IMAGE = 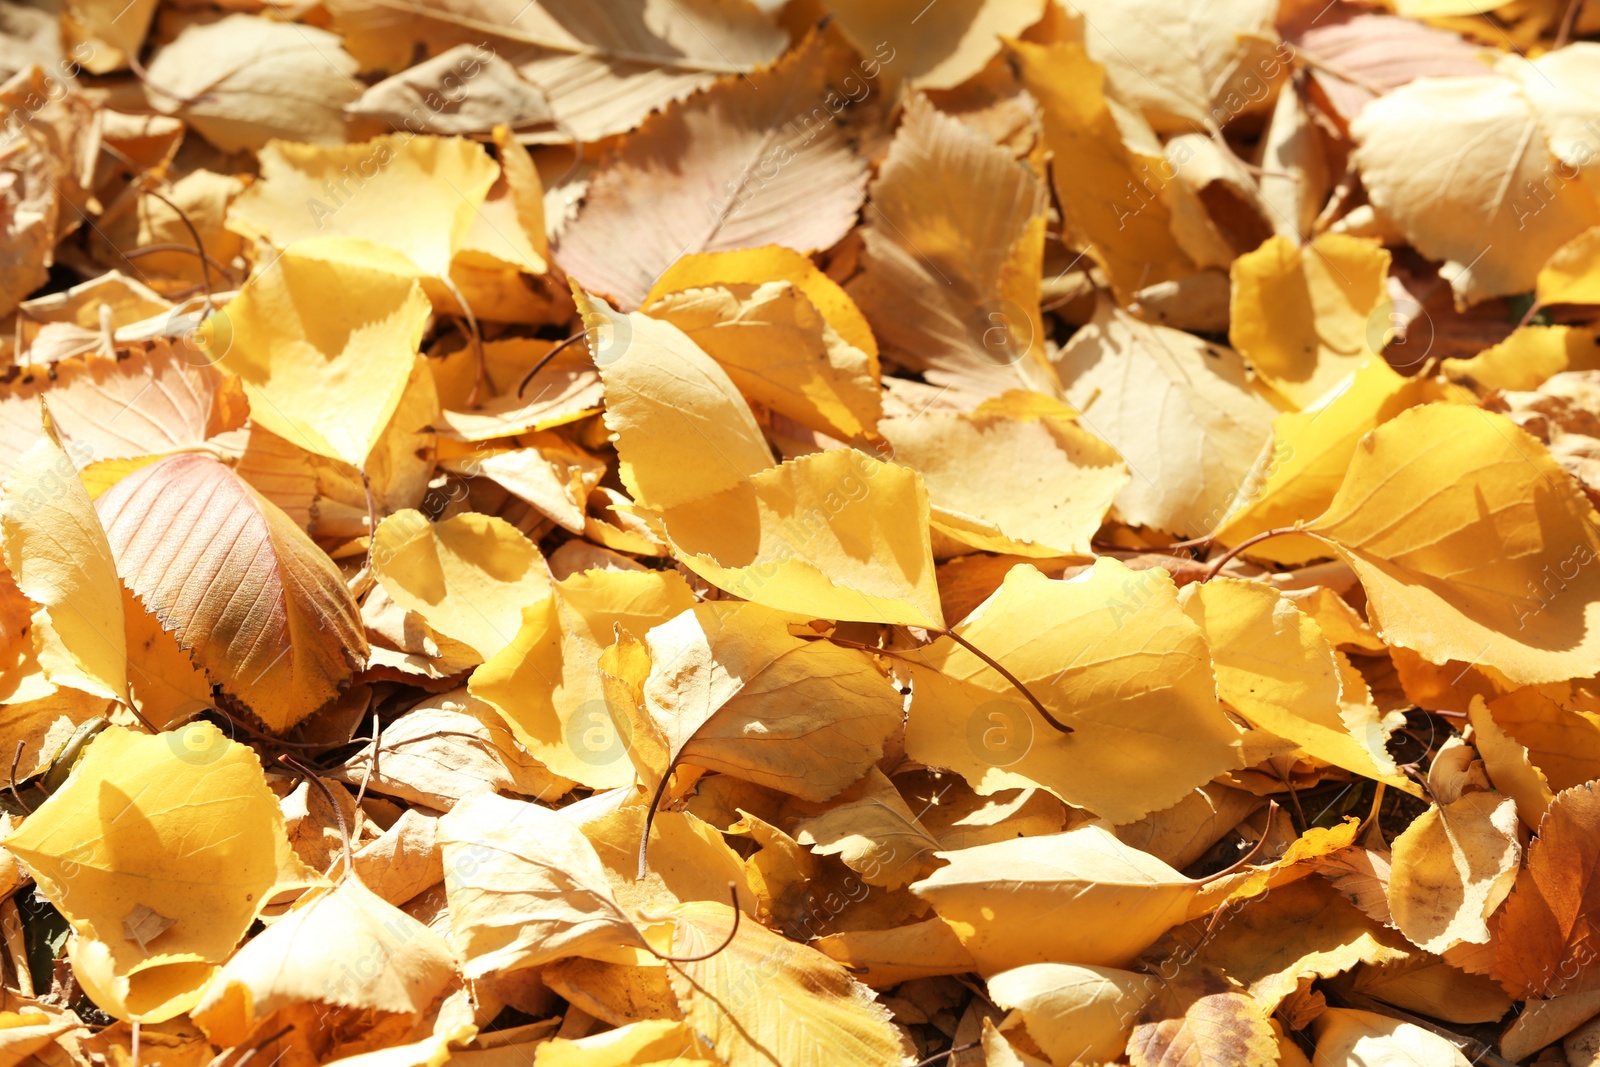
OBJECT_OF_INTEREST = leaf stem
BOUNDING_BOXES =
[644,882,742,963]
[1200,526,1304,581]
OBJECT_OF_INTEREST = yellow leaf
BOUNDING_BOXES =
[1388,793,1521,953]
[1180,578,1403,785]
[190,876,454,1047]
[469,568,696,788]
[616,600,904,803]
[1055,301,1277,537]
[144,15,361,152]
[660,900,903,1067]
[1485,684,1600,792]
[1229,234,1391,408]
[371,510,552,662]
[793,768,943,891]
[1171,878,1411,1009]
[206,238,432,467]
[96,453,367,731]
[1442,324,1600,393]
[438,792,648,977]
[847,93,1057,400]
[1,419,127,702]
[580,290,943,627]
[819,0,1044,89]
[1539,225,1600,307]
[880,404,1127,558]
[3,724,313,1022]
[987,963,1154,1065]
[904,560,1241,824]
[1353,74,1600,304]
[227,135,499,280]
[532,1020,717,1067]
[122,584,213,730]
[1070,0,1285,134]
[814,918,979,989]
[1213,356,1455,564]
[1305,403,1600,686]
[1012,40,1198,305]
[1467,695,1555,829]
[641,248,882,443]
[1312,1008,1473,1066]
[911,825,1199,973]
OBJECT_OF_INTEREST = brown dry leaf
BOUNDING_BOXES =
[347,45,554,136]
[1484,684,1600,793]
[848,93,1056,401]
[1492,782,1600,998]
[327,0,787,143]
[1126,970,1279,1067]
[556,35,866,310]
[1285,6,1488,125]
[96,454,366,731]
[659,899,904,1067]
[144,15,363,152]
[1055,301,1277,537]
[437,792,649,976]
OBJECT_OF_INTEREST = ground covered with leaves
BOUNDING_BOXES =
[12,0,1600,1065]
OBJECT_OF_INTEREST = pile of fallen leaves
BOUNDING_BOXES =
[15,0,1600,1064]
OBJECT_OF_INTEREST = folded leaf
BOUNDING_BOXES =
[438,792,648,977]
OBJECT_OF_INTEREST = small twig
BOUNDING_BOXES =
[913,1042,980,1067]
[1557,0,1584,48]
[121,243,237,282]
[439,275,486,406]
[516,329,588,397]
[645,883,742,963]
[938,628,1073,734]
[353,712,380,811]
[360,470,379,557]
[141,186,216,309]
[8,742,30,814]
[227,1024,296,1067]
[1201,526,1305,581]
[1516,298,1545,330]
[1205,802,1279,881]
[280,756,352,881]
[638,764,676,882]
